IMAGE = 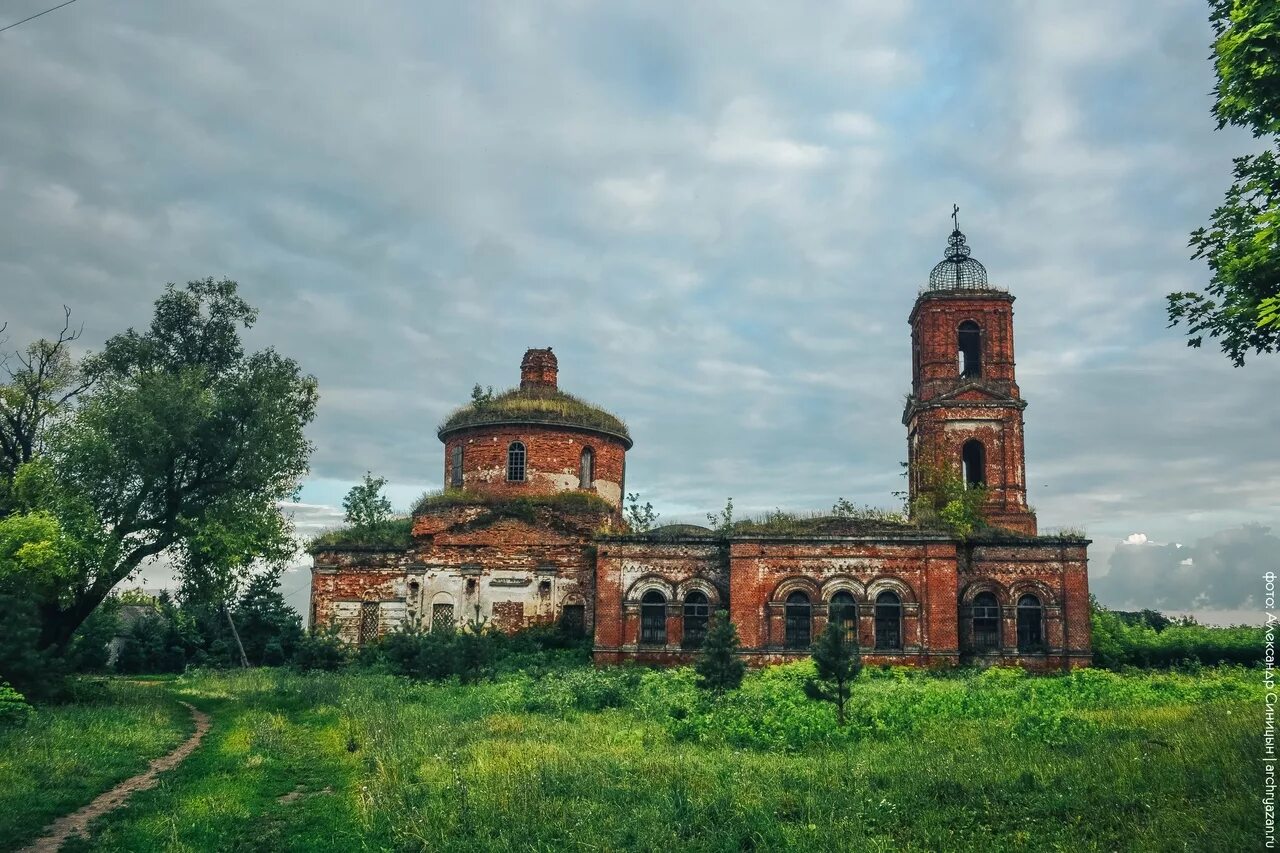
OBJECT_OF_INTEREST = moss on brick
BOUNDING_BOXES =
[437,387,630,443]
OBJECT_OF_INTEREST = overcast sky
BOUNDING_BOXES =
[1,1,1275,623]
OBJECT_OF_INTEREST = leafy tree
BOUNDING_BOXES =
[804,618,862,726]
[0,307,94,494]
[25,278,317,653]
[694,611,746,694]
[909,459,987,538]
[1167,0,1280,364]
[230,567,303,665]
[624,492,660,533]
[343,472,392,530]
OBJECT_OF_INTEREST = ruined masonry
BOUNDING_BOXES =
[310,226,1092,670]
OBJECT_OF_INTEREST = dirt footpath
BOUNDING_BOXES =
[20,700,211,853]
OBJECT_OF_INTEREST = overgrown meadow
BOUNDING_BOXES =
[0,661,1260,852]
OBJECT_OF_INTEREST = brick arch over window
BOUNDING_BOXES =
[675,577,722,605]
[624,575,677,603]
[819,577,867,603]
[558,591,586,607]
[960,580,1010,607]
[864,576,918,604]
[769,576,822,603]
[1007,579,1058,607]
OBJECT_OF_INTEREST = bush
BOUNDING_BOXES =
[292,623,350,672]
[0,681,32,727]
[1091,598,1261,669]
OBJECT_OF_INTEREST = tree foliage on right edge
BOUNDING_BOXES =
[804,619,862,726]
[695,611,746,693]
[1168,0,1280,365]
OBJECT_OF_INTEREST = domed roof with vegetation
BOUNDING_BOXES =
[437,386,632,446]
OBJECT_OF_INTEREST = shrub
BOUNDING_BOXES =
[0,681,32,727]
[292,623,350,672]
[695,612,746,694]
[308,517,413,550]
[1090,598,1262,669]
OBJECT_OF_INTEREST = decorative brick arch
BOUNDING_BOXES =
[960,579,1010,607]
[769,575,821,603]
[558,591,586,607]
[625,574,676,603]
[820,576,867,603]
[865,576,918,604]
[675,577,722,605]
[1008,579,1058,607]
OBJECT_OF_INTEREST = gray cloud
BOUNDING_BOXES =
[1,1,1276,619]
[1093,525,1280,616]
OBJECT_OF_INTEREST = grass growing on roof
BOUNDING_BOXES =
[438,387,630,440]
[412,488,615,518]
[307,516,413,550]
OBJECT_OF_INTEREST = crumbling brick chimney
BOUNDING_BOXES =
[520,347,558,391]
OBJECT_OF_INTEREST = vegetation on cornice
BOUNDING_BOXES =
[307,517,413,551]
[437,386,631,441]
[413,488,615,519]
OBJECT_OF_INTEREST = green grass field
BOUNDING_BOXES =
[0,664,1261,852]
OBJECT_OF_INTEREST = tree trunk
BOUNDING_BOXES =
[223,603,250,668]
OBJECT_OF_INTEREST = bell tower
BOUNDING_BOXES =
[903,209,1037,535]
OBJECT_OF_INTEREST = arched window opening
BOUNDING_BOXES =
[559,604,585,636]
[683,590,710,649]
[1016,594,1044,652]
[640,590,667,645]
[958,320,982,378]
[962,440,985,489]
[830,591,858,647]
[874,591,902,650]
[579,447,595,490]
[971,591,1000,652]
[507,441,526,482]
[784,591,812,650]
[450,445,464,488]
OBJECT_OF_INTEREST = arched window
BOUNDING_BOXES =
[830,591,858,646]
[683,590,709,649]
[506,441,526,482]
[962,439,985,489]
[874,591,902,650]
[958,320,982,378]
[971,592,1000,651]
[1017,594,1044,652]
[579,447,594,490]
[640,590,667,645]
[450,445,464,488]
[784,591,812,649]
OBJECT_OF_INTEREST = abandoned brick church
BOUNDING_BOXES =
[309,225,1093,670]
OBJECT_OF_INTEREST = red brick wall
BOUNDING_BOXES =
[962,540,1092,669]
[727,537,960,667]
[592,533,1090,670]
[593,539,726,664]
[910,292,1020,397]
[442,424,627,511]
[906,290,1037,535]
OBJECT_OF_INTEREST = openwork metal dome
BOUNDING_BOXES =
[927,228,990,291]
